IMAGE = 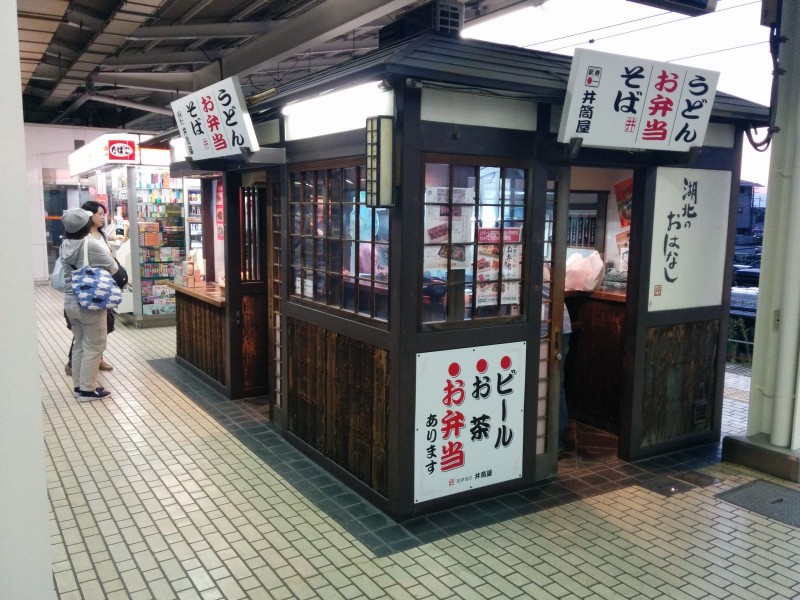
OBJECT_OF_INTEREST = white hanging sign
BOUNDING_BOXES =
[558,49,719,152]
[171,76,259,160]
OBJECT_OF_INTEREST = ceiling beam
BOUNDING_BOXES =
[128,21,277,40]
[102,50,222,67]
[91,70,195,94]
[192,0,420,89]
[87,92,174,115]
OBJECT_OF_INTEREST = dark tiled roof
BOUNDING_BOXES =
[249,32,769,127]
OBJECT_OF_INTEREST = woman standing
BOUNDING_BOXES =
[64,201,116,375]
[60,207,119,401]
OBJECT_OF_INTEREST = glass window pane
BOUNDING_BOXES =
[376,208,390,242]
[328,274,342,306]
[302,238,314,267]
[328,240,342,271]
[421,160,527,327]
[422,282,446,323]
[479,166,501,205]
[342,240,356,277]
[329,169,342,203]
[343,275,355,310]
[424,205,451,244]
[290,236,301,267]
[314,271,326,302]
[504,168,526,205]
[357,206,373,241]
[288,164,389,322]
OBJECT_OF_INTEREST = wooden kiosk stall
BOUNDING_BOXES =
[168,22,767,518]
[164,116,286,401]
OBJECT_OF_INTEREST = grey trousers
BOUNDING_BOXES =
[64,296,107,392]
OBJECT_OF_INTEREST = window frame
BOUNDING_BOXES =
[288,160,390,324]
[420,154,530,330]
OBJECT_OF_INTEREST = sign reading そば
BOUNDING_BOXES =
[558,49,719,152]
[171,76,259,160]
[414,342,526,503]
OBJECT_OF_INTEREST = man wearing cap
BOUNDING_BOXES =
[59,207,120,401]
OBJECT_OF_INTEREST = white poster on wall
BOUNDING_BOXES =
[414,342,526,503]
[648,168,732,312]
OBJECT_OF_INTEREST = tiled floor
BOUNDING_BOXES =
[36,285,800,600]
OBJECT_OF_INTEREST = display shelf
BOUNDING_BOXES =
[136,183,185,321]
[184,187,203,253]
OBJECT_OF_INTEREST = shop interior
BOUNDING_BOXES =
[555,167,634,471]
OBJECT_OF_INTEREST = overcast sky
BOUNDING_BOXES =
[463,0,772,186]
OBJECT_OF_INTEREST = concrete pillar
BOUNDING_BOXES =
[0,2,57,599]
[725,0,800,481]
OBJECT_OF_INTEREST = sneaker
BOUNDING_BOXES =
[65,363,72,376]
[73,386,105,397]
[76,389,111,402]
[99,359,114,372]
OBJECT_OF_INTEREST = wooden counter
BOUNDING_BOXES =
[169,282,227,389]
[566,286,627,303]
[167,282,226,307]
[564,286,627,434]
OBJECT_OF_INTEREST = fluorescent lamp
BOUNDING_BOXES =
[282,81,394,141]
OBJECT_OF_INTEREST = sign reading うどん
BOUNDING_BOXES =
[558,49,719,152]
[171,76,259,160]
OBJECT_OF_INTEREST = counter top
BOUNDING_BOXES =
[566,286,627,303]
[168,282,226,307]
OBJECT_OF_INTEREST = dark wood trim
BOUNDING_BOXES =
[286,130,365,165]
[620,167,652,462]
[223,171,241,396]
[284,301,391,350]
[390,82,422,519]
[201,178,217,283]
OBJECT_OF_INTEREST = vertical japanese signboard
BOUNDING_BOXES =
[171,76,259,160]
[414,342,526,503]
[648,168,731,311]
[558,49,719,152]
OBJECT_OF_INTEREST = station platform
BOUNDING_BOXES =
[35,285,800,600]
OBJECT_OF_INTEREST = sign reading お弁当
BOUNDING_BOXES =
[558,49,719,152]
[171,76,259,160]
[414,342,526,503]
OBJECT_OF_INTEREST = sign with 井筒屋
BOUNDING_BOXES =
[648,167,731,311]
[414,342,526,503]
[558,49,719,152]
[171,76,259,160]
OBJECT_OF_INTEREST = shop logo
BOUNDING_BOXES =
[584,66,602,87]
[107,140,136,161]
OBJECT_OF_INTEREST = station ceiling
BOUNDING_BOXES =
[18,0,527,132]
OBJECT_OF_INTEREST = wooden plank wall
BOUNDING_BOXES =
[175,294,227,385]
[287,318,389,496]
[641,319,720,447]
[564,296,626,433]
[240,294,269,391]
